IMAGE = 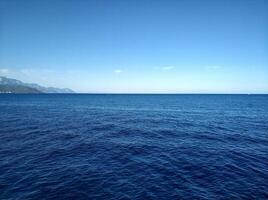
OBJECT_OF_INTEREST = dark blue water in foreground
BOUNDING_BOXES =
[0,94,268,199]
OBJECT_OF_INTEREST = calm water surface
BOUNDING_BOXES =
[0,94,268,199]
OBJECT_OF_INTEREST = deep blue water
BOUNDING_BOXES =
[0,94,268,200]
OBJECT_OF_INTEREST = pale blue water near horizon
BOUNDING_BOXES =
[0,94,268,199]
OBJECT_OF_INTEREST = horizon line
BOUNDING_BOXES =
[1,93,268,95]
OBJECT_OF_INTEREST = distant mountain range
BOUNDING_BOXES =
[0,76,75,93]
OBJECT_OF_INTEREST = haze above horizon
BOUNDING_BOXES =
[0,0,267,93]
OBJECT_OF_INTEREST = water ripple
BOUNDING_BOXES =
[1,94,268,199]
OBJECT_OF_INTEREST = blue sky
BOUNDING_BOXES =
[0,0,267,93]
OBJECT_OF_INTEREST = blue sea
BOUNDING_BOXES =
[0,94,268,199]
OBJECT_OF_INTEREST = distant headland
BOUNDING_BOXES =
[0,76,74,94]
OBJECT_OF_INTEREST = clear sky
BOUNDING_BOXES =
[0,0,267,93]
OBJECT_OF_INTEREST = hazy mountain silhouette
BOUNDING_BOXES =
[0,76,74,93]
